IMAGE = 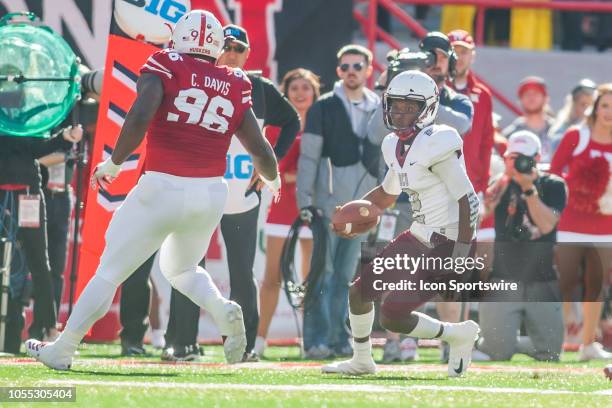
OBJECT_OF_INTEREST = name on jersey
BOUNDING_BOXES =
[192,74,231,96]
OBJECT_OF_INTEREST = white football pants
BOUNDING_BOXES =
[58,171,231,353]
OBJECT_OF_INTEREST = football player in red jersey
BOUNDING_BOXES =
[25,10,279,370]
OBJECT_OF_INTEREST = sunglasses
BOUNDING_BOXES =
[223,43,247,53]
[339,62,365,72]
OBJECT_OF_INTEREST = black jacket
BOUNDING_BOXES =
[0,134,72,187]
[248,73,300,159]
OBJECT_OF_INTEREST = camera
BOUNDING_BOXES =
[514,154,536,174]
[376,48,436,90]
[80,68,104,98]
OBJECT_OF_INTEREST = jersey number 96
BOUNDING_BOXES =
[167,87,234,134]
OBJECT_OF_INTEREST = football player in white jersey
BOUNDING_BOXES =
[322,70,480,377]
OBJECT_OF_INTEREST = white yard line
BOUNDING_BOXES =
[44,379,612,396]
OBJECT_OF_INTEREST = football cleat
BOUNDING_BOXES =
[321,357,376,375]
[25,339,72,371]
[221,301,247,364]
[446,320,480,377]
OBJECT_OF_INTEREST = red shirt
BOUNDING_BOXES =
[550,126,612,234]
[140,49,252,177]
[265,126,301,225]
[449,73,495,193]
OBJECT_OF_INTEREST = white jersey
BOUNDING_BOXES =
[223,119,265,215]
[381,124,478,236]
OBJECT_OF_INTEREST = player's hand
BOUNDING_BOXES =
[62,125,83,143]
[260,173,281,203]
[330,206,358,239]
[91,158,121,190]
[247,170,265,193]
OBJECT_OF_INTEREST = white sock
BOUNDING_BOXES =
[167,266,231,335]
[350,307,374,361]
[406,311,445,340]
[55,275,118,355]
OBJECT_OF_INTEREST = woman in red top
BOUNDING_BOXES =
[255,69,320,356]
[550,83,612,361]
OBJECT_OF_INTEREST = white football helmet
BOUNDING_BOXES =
[383,70,439,140]
[171,10,223,59]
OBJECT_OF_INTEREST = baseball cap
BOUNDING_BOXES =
[447,29,474,49]
[572,78,596,96]
[518,76,547,98]
[506,130,542,156]
[223,24,249,47]
[419,31,452,55]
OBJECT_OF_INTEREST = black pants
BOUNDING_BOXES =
[164,261,202,348]
[43,189,70,316]
[120,253,201,347]
[220,205,259,353]
[4,292,25,353]
[119,253,155,345]
[0,189,56,338]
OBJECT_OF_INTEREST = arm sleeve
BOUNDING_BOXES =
[436,93,473,135]
[381,168,402,195]
[30,133,73,159]
[431,153,475,201]
[541,177,568,214]
[261,79,300,159]
[549,130,578,177]
[296,102,324,209]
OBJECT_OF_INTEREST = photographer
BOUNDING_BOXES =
[369,32,473,141]
[475,131,566,361]
[0,125,82,349]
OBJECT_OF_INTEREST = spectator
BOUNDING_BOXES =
[476,131,566,361]
[297,44,381,359]
[447,29,495,195]
[549,79,596,141]
[502,76,555,162]
[217,24,300,361]
[0,125,82,346]
[550,83,612,361]
[255,68,320,357]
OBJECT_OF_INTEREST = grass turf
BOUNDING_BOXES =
[0,344,609,407]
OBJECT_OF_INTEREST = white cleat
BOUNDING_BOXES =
[446,320,480,378]
[25,339,72,371]
[579,342,612,361]
[221,301,247,364]
[321,358,377,375]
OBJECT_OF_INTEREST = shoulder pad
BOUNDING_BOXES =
[419,125,463,167]
[381,133,399,167]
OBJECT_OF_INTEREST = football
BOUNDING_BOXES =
[331,200,383,235]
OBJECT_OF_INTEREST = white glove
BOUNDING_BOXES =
[91,158,121,190]
[260,173,281,202]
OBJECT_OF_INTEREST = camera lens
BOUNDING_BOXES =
[514,154,535,174]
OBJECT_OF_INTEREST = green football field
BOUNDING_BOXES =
[0,344,610,407]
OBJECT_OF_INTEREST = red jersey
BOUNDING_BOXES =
[449,73,495,193]
[550,125,612,235]
[140,49,252,177]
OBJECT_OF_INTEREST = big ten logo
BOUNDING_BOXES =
[225,154,253,179]
[122,0,189,23]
